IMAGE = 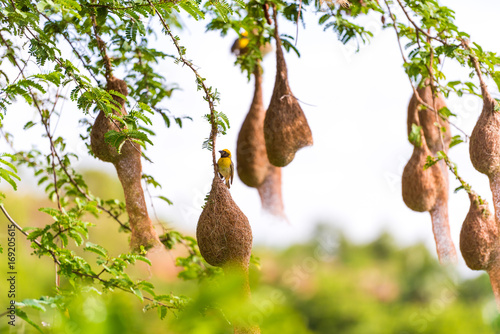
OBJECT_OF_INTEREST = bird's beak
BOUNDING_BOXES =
[218,150,223,154]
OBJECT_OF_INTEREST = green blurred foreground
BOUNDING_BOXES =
[1,174,500,333]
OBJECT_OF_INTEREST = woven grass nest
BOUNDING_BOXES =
[470,90,500,176]
[237,66,269,188]
[91,76,129,163]
[402,136,444,212]
[460,193,499,270]
[407,82,451,154]
[90,76,160,251]
[263,9,313,167]
[197,176,253,267]
[402,88,456,263]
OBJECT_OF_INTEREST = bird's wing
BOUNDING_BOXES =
[230,161,234,185]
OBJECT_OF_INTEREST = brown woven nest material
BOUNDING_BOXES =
[464,43,500,309]
[90,76,160,251]
[257,165,285,217]
[403,90,456,264]
[407,82,451,154]
[263,9,313,167]
[469,82,500,228]
[197,176,253,267]
[460,193,499,270]
[402,139,443,212]
[90,76,129,163]
[237,66,269,188]
[470,92,500,176]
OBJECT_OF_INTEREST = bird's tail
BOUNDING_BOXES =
[225,178,231,189]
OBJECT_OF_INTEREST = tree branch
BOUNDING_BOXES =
[147,0,219,174]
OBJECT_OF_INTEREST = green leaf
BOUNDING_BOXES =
[135,255,152,266]
[17,299,47,312]
[449,135,464,148]
[424,155,438,170]
[68,229,84,246]
[158,305,168,320]
[39,207,60,219]
[158,196,173,205]
[438,106,456,119]
[437,151,447,160]
[23,121,36,130]
[84,242,108,257]
[0,154,20,190]
[17,309,45,334]
[132,288,144,302]
[408,124,422,147]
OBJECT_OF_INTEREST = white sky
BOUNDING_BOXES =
[1,0,500,277]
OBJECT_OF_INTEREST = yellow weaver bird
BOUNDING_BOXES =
[230,31,249,56]
[217,149,234,189]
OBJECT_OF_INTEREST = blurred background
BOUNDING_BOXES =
[1,0,500,332]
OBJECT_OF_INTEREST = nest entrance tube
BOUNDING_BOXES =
[90,76,160,251]
[263,8,313,167]
[257,165,285,217]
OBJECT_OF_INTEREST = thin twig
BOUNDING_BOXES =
[395,0,448,45]
[461,39,497,104]
[449,120,470,141]
[295,0,303,46]
[384,1,436,113]
[385,2,471,144]
[54,152,132,231]
[1,204,61,266]
[0,35,131,230]
[37,10,99,83]
[0,205,176,310]
[147,0,218,174]
[91,8,113,80]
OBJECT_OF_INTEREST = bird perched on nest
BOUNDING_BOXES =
[231,30,273,57]
[230,31,249,56]
[217,149,234,189]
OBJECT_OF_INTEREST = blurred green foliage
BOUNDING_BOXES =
[1,181,499,333]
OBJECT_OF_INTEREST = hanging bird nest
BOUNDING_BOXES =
[263,8,313,167]
[237,66,269,188]
[197,176,258,333]
[90,75,160,251]
[402,91,456,264]
[402,137,444,213]
[197,176,253,267]
[469,90,500,177]
[463,40,500,310]
[460,193,498,270]
[90,76,129,163]
[407,82,451,154]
